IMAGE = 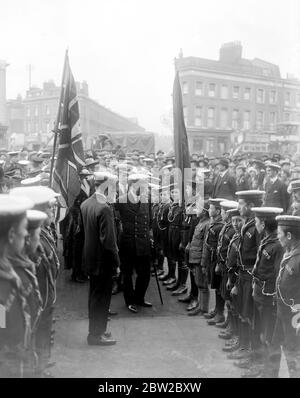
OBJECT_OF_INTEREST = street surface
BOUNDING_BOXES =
[52,267,288,378]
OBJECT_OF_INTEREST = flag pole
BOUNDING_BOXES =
[49,50,69,188]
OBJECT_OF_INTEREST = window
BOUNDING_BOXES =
[207,107,215,128]
[220,109,228,129]
[26,107,30,117]
[221,85,228,99]
[270,90,277,104]
[232,109,239,129]
[27,122,31,133]
[297,93,300,107]
[45,105,50,115]
[206,138,215,153]
[182,82,188,95]
[208,83,216,97]
[35,123,39,133]
[34,106,38,117]
[284,112,290,122]
[233,86,239,99]
[244,88,251,100]
[183,107,187,125]
[285,92,291,106]
[256,111,264,130]
[243,111,250,130]
[45,122,50,132]
[269,112,276,130]
[195,81,203,96]
[193,138,203,152]
[257,89,265,104]
[194,106,202,127]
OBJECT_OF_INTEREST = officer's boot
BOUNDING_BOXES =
[156,251,165,276]
[200,288,210,314]
[162,258,176,285]
[207,291,225,325]
[172,261,188,296]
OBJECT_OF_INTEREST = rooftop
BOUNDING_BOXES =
[175,42,288,81]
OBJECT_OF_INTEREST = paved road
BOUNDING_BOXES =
[52,269,287,378]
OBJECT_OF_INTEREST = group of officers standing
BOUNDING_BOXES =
[1,146,300,378]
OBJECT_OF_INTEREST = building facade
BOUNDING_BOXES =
[175,42,300,156]
[7,80,145,148]
[0,60,9,148]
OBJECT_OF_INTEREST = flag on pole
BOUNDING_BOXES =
[173,71,191,201]
[52,50,85,207]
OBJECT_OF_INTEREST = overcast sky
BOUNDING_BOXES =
[1,0,300,133]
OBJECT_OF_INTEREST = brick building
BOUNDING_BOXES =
[7,80,145,148]
[175,42,300,156]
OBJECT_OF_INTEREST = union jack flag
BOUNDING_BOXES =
[52,51,85,207]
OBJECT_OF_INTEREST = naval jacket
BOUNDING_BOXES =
[276,244,300,313]
[202,215,224,268]
[217,221,235,270]
[226,233,240,276]
[237,217,261,271]
[116,193,152,257]
[252,232,284,303]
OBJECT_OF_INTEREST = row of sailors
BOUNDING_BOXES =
[151,186,300,378]
[0,187,59,378]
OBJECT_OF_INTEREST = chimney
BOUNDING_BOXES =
[219,42,242,64]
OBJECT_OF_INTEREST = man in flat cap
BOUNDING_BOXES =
[236,165,250,192]
[288,179,300,216]
[264,163,290,212]
[212,158,237,200]
[268,215,300,378]
[80,171,120,345]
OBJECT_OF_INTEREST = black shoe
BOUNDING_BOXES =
[218,331,233,340]
[163,277,176,286]
[166,282,179,291]
[112,286,122,295]
[207,314,225,326]
[203,310,217,319]
[108,309,118,316]
[178,294,192,303]
[171,286,187,296]
[215,320,228,329]
[186,299,198,311]
[136,301,152,308]
[159,274,170,281]
[188,306,204,316]
[87,334,117,346]
[128,304,138,313]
